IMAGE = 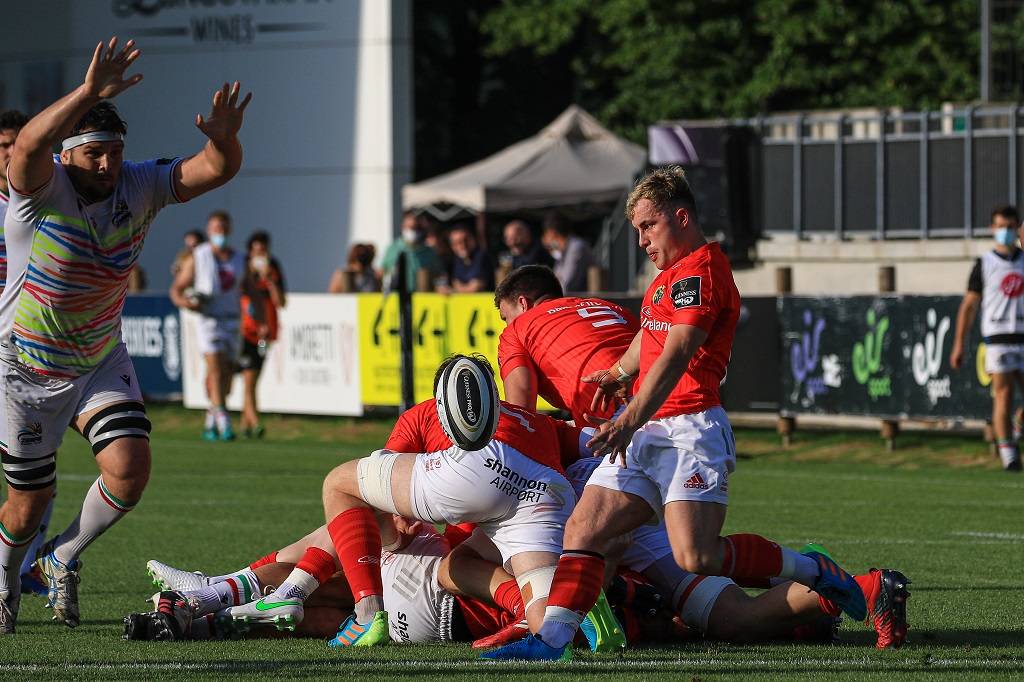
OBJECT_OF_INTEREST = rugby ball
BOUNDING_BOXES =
[435,355,499,451]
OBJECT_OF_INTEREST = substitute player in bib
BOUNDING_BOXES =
[496,265,638,424]
[484,165,866,661]
[0,36,252,633]
[950,204,1024,471]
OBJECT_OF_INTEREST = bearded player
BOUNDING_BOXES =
[0,37,251,634]
[485,166,866,661]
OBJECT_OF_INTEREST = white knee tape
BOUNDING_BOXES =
[357,449,399,515]
[516,565,556,612]
[675,575,733,633]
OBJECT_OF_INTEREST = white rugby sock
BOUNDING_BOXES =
[189,571,261,616]
[215,408,231,434]
[53,477,135,566]
[0,522,37,597]
[780,547,820,587]
[204,408,216,430]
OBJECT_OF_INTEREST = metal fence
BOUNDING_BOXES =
[758,106,1024,239]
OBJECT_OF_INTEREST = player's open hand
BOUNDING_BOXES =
[949,344,964,370]
[586,417,635,467]
[582,368,631,415]
[83,37,143,99]
[196,82,252,143]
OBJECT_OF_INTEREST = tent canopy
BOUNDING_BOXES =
[403,105,647,214]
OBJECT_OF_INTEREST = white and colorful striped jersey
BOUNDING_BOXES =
[0,157,181,377]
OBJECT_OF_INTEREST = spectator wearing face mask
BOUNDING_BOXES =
[170,210,246,441]
[542,211,595,293]
[381,210,442,292]
[238,231,286,438]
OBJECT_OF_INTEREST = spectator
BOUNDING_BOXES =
[238,231,286,439]
[950,204,1024,471]
[499,219,554,271]
[329,243,381,293]
[447,223,495,292]
[170,210,246,441]
[171,229,206,277]
[542,211,595,292]
[381,210,441,292]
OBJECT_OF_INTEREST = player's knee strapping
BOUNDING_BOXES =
[515,565,557,612]
[83,401,151,455]
[357,449,400,514]
[2,443,57,491]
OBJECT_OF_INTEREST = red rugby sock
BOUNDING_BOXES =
[720,533,784,580]
[249,551,278,570]
[493,578,524,618]
[327,508,383,601]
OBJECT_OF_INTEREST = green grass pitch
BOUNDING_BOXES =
[0,405,1021,680]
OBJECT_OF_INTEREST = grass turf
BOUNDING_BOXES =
[0,405,1021,680]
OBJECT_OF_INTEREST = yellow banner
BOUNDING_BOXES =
[358,293,556,410]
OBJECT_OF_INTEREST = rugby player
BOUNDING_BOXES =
[0,109,56,598]
[485,166,866,661]
[495,265,638,424]
[0,36,251,633]
[237,355,581,647]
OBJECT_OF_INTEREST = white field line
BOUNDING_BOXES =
[0,657,1021,672]
[951,531,1024,541]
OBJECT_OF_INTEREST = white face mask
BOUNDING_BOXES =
[210,233,227,249]
[402,228,421,244]
[995,227,1019,247]
[250,255,269,271]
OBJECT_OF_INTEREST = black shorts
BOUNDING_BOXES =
[237,339,267,373]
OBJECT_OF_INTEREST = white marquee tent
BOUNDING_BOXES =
[402,105,647,215]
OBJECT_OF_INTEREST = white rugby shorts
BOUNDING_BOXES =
[381,531,456,643]
[585,407,736,519]
[1,342,143,460]
[196,316,240,357]
[405,442,574,565]
[985,343,1024,375]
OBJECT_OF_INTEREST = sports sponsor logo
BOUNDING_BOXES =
[485,457,548,502]
[652,285,665,305]
[682,472,709,490]
[909,308,952,405]
[255,598,302,611]
[17,422,42,446]
[671,276,701,309]
[458,368,480,426]
[1001,272,1024,298]
[394,611,410,643]
[641,316,671,332]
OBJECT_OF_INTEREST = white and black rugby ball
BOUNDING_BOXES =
[436,356,499,451]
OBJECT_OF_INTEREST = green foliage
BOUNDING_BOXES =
[481,0,980,142]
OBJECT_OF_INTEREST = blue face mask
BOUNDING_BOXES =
[995,227,1019,247]
[210,233,227,249]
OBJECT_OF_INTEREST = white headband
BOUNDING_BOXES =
[61,131,124,152]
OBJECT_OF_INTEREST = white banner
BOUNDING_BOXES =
[183,293,363,416]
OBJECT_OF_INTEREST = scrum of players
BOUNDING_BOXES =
[126,213,911,655]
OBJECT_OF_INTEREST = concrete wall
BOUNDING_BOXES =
[732,235,993,296]
[0,0,410,293]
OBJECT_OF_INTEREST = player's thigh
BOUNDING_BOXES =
[991,370,1016,398]
[566,483,656,552]
[663,499,727,570]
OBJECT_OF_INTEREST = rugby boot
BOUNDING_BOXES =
[0,589,20,634]
[480,633,572,661]
[861,568,911,649]
[228,594,303,631]
[803,550,867,622]
[35,541,81,628]
[579,590,627,653]
[20,563,47,597]
[327,611,389,647]
[147,559,211,592]
[202,427,218,441]
[472,618,529,649]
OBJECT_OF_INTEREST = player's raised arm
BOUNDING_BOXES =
[174,81,252,202]
[9,37,142,195]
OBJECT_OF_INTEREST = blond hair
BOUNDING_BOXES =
[626,165,698,222]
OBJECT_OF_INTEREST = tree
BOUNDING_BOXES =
[480,0,979,142]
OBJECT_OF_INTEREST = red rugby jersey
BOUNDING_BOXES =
[635,242,739,418]
[384,399,583,473]
[498,297,638,424]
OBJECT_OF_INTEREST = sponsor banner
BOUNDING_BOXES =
[358,293,449,406]
[122,294,182,400]
[780,296,990,419]
[183,294,362,416]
